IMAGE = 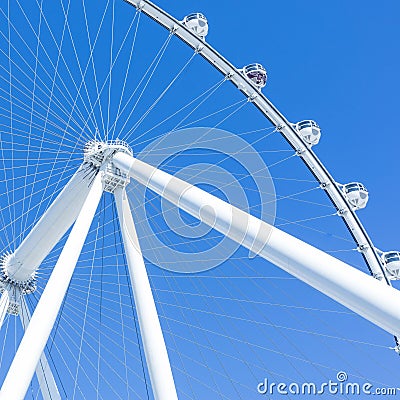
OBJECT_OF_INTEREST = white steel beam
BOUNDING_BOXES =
[0,172,103,400]
[0,289,10,330]
[19,297,61,400]
[5,165,95,283]
[113,152,400,337]
[114,187,178,400]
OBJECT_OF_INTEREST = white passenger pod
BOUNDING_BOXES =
[383,251,400,280]
[342,182,369,210]
[242,63,267,89]
[295,120,321,146]
[182,13,208,38]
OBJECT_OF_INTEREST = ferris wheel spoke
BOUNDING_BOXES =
[41,318,113,400]
[152,271,250,400]
[105,0,115,140]
[0,13,93,135]
[10,0,91,119]
[133,77,226,147]
[109,11,141,141]
[2,0,16,249]
[0,66,88,141]
[80,0,112,140]
[122,50,198,142]
[4,167,79,250]
[21,0,44,248]
[79,5,141,141]
[55,296,148,398]
[51,0,103,135]
[174,98,248,133]
[155,233,392,382]
[111,33,173,137]
[168,78,229,135]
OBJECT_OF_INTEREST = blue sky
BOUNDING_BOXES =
[156,0,400,250]
[0,0,400,399]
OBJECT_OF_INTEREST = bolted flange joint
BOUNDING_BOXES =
[83,139,133,193]
[0,253,37,295]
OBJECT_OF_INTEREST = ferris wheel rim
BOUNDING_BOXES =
[123,0,390,284]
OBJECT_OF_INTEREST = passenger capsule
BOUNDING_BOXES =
[182,13,208,38]
[295,120,321,146]
[242,63,267,89]
[382,251,400,279]
[342,182,369,209]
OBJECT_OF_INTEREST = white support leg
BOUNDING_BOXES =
[5,165,95,283]
[113,152,400,337]
[114,187,178,400]
[0,172,103,400]
[19,297,61,400]
[0,289,10,330]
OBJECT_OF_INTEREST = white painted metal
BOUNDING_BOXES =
[114,152,400,337]
[182,13,208,38]
[0,289,10,330]
[5,166,95,283]
[114,187,178,400]
[242,64,267,89]
[295,120,321,146]
[19,297,61,400]
[125,0,388,281]
[0,172,103,400]
[342,182,369,210]
[383,251,400,280]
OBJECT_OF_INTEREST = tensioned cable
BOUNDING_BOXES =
[12,0,98,129]
[111,33,174,137]
[0,5,92,133]
[105,0,115,140]
[122,50,198,142]
[133,77,226,147]
[109,10,141,140]
[0,82,86,140]
[79,5,140,140]
[57,0,103,135]
[112,198,151,400]
[21,0,44,242]
[3,0,15,249]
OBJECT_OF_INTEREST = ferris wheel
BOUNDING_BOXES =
[0,0,399,399]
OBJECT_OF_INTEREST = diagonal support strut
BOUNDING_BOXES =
[114,186,178,400]
[113,151,400,338]
[0,172,103,400]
